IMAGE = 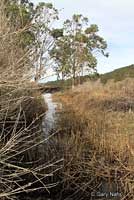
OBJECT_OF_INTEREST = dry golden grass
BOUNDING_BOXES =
[54,78,134,199]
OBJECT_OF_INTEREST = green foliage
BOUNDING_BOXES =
[85,24,98,34]
[51,28,63,38]
[50,14,108,86]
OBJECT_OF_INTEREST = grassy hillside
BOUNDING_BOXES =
[100,64,134,83]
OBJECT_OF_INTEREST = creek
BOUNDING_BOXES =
[42,93,62,136]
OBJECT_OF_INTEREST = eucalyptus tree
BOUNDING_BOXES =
[33,2,59,82]
[50,14,108,87]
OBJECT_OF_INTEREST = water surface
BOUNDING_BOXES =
[42,93,62,136]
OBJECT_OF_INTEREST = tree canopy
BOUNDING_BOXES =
[50,14,108,86]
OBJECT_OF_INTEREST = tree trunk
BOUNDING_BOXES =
[81,66,84,84]
[72,76,75,88]
[78,71,81,85]
[72,67,76,88]
[61,72,64,80]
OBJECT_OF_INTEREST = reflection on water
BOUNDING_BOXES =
[42,93,62,136]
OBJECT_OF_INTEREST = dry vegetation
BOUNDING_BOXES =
[2,0,134,199]
[0,1,63,199]
[53,78,134,199]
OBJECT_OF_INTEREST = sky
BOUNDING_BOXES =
[32,0,134,77]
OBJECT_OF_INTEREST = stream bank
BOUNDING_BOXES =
[20,91,123,200]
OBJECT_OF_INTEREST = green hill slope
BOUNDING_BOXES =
[100,64,134,83]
